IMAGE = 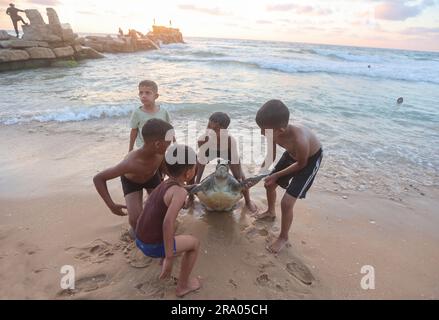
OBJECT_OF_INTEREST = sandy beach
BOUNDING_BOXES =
[1,122,438,300]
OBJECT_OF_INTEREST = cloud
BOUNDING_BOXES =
[256,20,272,24]
[402,26,439,35]
[266,3,332,15]
[76,10,97,16]
[27,0,61,5]
[178,4,229,16]
[266,3,296,11]
[374,0,436,21]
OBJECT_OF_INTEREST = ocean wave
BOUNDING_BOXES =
[160,49,228,59]
[145,53,439,84]
[0,103,240,125]
[312,48,384,63]
[1,104,134,125]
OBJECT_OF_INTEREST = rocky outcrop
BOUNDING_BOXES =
[1,9,184,72]
[53,46,74,58]
[0,30,14,40]
[81,35,157,53]
[147,26,184,44]
[77,25,183,54]
[25,47,56,59]
[0,40,49,49]
[1,7,103,71]
[0,49,30,62]
[75,46,105,60]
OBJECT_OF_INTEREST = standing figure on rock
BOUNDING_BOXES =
[5,3,28,38]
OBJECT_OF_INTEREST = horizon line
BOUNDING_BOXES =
[2,29,439,54]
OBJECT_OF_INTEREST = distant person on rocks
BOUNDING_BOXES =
[6,3,28,38]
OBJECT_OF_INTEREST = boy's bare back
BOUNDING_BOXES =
[122,149,164,183]
[276,124,321,160]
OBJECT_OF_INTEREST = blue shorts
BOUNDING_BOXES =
[135,238,176,258]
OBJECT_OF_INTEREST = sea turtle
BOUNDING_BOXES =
[189,160,268,212]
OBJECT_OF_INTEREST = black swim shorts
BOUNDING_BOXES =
[121,172,161,196]
[272,148,323,199]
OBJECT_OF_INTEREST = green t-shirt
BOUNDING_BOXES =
[129,106,172,147]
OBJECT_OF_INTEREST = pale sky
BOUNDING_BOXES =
[1,0,439,51]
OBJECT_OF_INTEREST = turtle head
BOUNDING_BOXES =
[215,160,229,180]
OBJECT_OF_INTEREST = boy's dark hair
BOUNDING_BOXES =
[138,80,158,93]
[141,118,174,142]
[256,99,290,128]
[209,112,230,129]
[165,144,197,178]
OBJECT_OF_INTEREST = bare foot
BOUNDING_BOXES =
[183,195,194,209]
[246,201,259,214]
[254,210,276,221]
[176,276,202,298]
[266,237,289,254]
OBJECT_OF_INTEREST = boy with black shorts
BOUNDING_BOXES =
[256,100,323,254]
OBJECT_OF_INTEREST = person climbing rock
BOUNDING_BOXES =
[6,3,28,38]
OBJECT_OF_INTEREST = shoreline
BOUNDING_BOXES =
[1,123,438,299]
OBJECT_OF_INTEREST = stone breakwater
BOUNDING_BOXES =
[0,8,184,72]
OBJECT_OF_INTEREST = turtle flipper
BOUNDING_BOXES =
[188,184,203,195]
[241,174,269,189]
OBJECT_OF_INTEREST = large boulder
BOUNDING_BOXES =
[85,35,113,42]
[22,25,62,42]
[0,40,49,49]
[22,8,68,42]
[137,38,159,50]
[25,9,46,25]
[75,46,105,60]
[60,24,76,42]
[25,47,56,59]
[103,38,135,53]
[84,41,104,52]
[46,8,61,25]
[53,46,74,58]
[0,30,13,40]
[0,49,30,62]
[72,44,83,53]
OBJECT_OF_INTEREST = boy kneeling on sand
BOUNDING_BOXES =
[93,119,173,236]
[135,144,202,297]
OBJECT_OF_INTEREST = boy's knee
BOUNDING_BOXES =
[265,184,277,191]
[192,237,200,250]
[281,196,295,211]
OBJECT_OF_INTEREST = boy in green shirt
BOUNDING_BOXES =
[129,80,171,152]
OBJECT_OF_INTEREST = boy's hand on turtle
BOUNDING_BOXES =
[110,204,128,216]
[159,257,174,280]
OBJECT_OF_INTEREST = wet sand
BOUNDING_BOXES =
[1,123,438,299]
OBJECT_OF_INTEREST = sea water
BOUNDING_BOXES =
[1,37,438,198]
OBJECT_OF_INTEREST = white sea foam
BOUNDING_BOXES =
[1,105,134,124]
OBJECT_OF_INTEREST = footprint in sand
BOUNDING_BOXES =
[229,279,238,289]
[58,273,108,296]
[245,226,270,241]
[286,258,315,286]
[123,242,154,269]
[256,273,271,286]
[66,239,114,264]
[258,261,275,273]
[255,273,285,293]
[135,276,176,299]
